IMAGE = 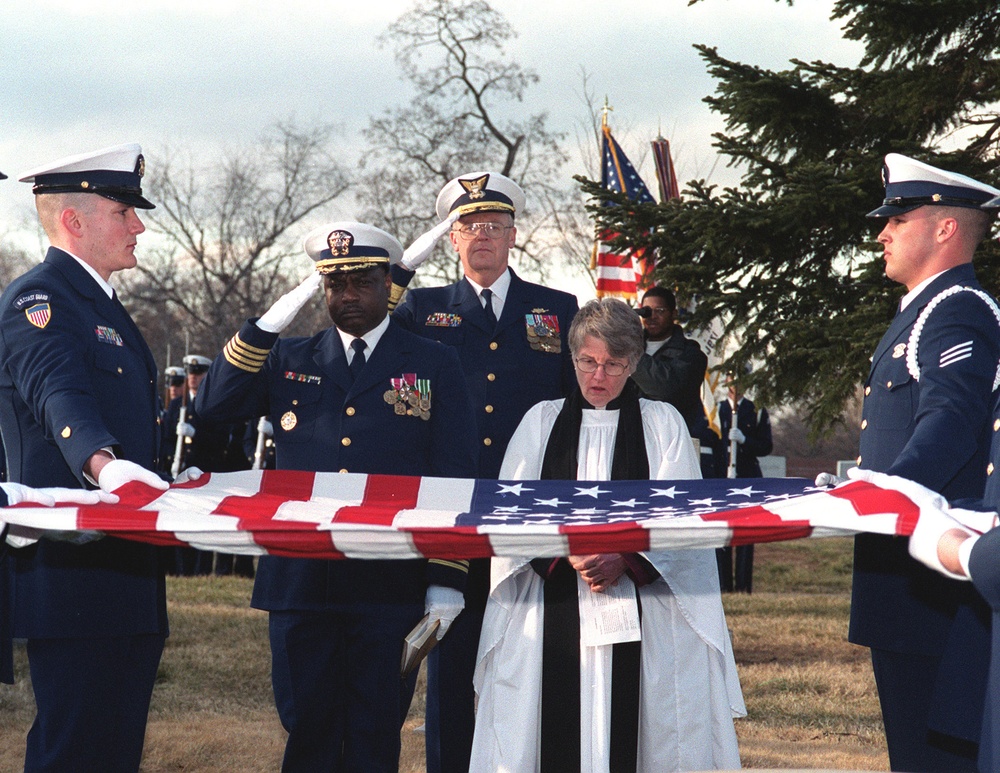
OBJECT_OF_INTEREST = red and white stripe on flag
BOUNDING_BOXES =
[595,232,644,300]
[0,471,931,561]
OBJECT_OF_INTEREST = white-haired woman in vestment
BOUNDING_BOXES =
[470,297,745,772]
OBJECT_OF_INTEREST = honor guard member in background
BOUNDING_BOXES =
[194,221,478,773]
[630,286,708,436]
[177,353,252,576]
[851,154,1000,771]
[715,371,772,593]
[390,171,579,773]
[0,144,171,772]
[164,364,185,403]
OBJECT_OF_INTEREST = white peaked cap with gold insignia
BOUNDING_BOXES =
[18,143,154,209]
[867,153,1000,218]
[302,221,403,274]
[435,170,526,220]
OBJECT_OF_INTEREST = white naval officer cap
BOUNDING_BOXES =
[18,143,154,210]
[183,354,212,374]
[867,153,1000,218]
[302,221,403,275]
[435,171,526,221]
[164,366,185,385]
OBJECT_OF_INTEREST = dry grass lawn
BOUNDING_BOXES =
[0,538,890,771]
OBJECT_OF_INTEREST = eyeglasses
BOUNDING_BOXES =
[453,222,513,240]
[643,306,671,316]
[574,356,628,377]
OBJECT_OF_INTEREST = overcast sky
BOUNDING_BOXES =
[0,0,863,266]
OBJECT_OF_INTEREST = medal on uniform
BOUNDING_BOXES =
[385,374,416,415]
[280,411,297,431]
[384,374,430,419]
[411,378,432,420]
[525,313,561,353]
[892,343,906,359]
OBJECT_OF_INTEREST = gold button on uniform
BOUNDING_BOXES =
[341,437,351,447]
[861,419,868,429]
[886,381,892,389]
[994,418,999,431]
[339,468,348,473]
[346,407,356,416]
[489,342,498,350]
[483,438,492,447]
[856,455,862,465]
[485,405,494,413]
[116,367,123,374]
[865,386,871,396]
[292,399,299,406]
[487,373,496,382]
[61,426,71,439]
[989,463,995,476]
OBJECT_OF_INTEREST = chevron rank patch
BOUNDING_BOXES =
[940,340,973,368]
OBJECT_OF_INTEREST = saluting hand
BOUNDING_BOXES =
[257,272,323,334]
[399,212,461,272]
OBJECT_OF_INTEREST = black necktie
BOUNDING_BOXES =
[349,338,367,381]
[481,288,497,329]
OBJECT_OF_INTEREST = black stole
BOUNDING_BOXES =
[537,381,647,773]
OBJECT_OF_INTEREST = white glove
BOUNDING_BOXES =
[257,416,274,437]
[173,467,204,485]
[729,427,746,444]
[177,422,196,438]
[97,459,169,494]
[424,585,465,640]
[257,272,323,334]
[908,506,975,581]
[814,472,846,487]
[948,506,999,535]
[1,483,117,507]
[400,212,461,272]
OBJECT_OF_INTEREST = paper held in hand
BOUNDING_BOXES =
[401,614,441,678]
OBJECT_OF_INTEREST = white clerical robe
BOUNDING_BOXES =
[471,398,745,772]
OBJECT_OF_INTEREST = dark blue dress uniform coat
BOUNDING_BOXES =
[194,318,479,607]
[393,268,577,478]
[970,525,1000,773]
[0,248,166,638]
[854,263,999,753]
[0,248,167,770]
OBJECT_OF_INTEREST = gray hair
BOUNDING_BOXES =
[568,297,644,368]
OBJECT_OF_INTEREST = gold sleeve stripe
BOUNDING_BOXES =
[387,283,407,311]
[223,334,271,373]
[429,558,470,574]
